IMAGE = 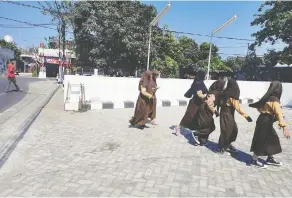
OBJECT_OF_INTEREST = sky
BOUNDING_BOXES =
[0,1,286,59]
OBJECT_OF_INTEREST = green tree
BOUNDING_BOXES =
[40,1,230,78]
[38,1,74,25]
[152,27,184,77]
[250,1,292,65]
[224,56,245,71]
[152,56,179,78]
[196,42,229,72]
[196,56,231,72]
[0,39,21,60]
[241,53,264,80]
[71,1,157,73]
[177,36,199,74]
[264,49,280,68]
[198,42,219,60]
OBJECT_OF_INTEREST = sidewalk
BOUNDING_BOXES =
[0,80,59,172]
[0,89,292,197]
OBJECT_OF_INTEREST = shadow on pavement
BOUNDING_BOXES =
[205,140,253,166]
[169,125,254,166]
[5,89,23,93]
[128,124,150,130]
[169,125,198,145]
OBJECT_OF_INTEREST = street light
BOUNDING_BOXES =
[206,15,237,80]
[146,2,171,71]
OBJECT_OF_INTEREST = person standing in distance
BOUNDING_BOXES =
[6,60,20,92]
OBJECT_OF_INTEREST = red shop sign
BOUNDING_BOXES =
[46,58,59,64]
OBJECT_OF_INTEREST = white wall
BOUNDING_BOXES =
[64,75,292,107]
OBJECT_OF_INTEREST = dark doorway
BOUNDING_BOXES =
[45,63,59,77]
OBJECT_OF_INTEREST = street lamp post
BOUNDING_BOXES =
[146,2,171,71]
[206,15,237,80]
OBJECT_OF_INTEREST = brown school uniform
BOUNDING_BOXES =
[192,94,217,144]
[180,70,208,130]
[249,81,286,156]
[129,70,158,128]
[190,80,227,144]
[218,79,250,151]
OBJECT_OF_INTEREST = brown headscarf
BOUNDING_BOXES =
[249,81,282,109]
[139,70,157,93]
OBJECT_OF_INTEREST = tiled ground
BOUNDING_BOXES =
[0,89,292,197]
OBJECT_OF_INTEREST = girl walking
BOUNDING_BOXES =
[218,79,252,155]
[190,79,227,145]
[129,70,159,129]
[175,70,208,134]
[249,81,290,168]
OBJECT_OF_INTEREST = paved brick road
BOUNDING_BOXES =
[0,89,292,197]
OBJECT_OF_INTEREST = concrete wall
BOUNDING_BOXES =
[64,75,292,109]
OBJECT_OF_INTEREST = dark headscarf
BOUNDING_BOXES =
[196,69,207,81]
[184,69,208,98]
[249,81,282,109]
[139,70,157,93]
[217,79,240,107]
[208,79,226,107]
[223,79,240,100]
[209,79,226,93]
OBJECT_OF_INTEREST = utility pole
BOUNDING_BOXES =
[61,20,66,78]
[246,43,250,56]
[54,0,66,84]
[58,21,62,84]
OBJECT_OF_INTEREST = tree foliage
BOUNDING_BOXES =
[71,1,158,73]
[39,1,233,77]
[263,49,280,68]
[0,39,22,60]
[250,1,292,64]
[224,56,245,71]
[241,53,264,80]
[38,1,74,24]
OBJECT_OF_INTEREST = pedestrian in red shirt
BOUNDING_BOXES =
[6,60,20,92]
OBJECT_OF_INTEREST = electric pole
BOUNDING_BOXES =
[54,1,66,84]
[58,21,63,84]
[61,20,66,78]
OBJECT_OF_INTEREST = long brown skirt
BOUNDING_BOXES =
[194,104,216,144]
[250,114,282,156]
[129,94,156,126]
[218,106,238,150]
[180,98,200,129]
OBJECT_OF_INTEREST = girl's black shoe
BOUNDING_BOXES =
[266,157,283,166]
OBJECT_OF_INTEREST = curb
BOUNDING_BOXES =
[0,85,60,168]
[90,98,257,110]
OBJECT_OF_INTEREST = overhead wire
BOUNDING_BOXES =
[0,16,73,34]
[164,29,255,42]
[1,0,272,43]
[0,23,56,28]
[1,0,286,56]
[0,0,63,16]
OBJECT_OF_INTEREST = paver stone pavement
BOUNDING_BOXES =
[0,89,292,197]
